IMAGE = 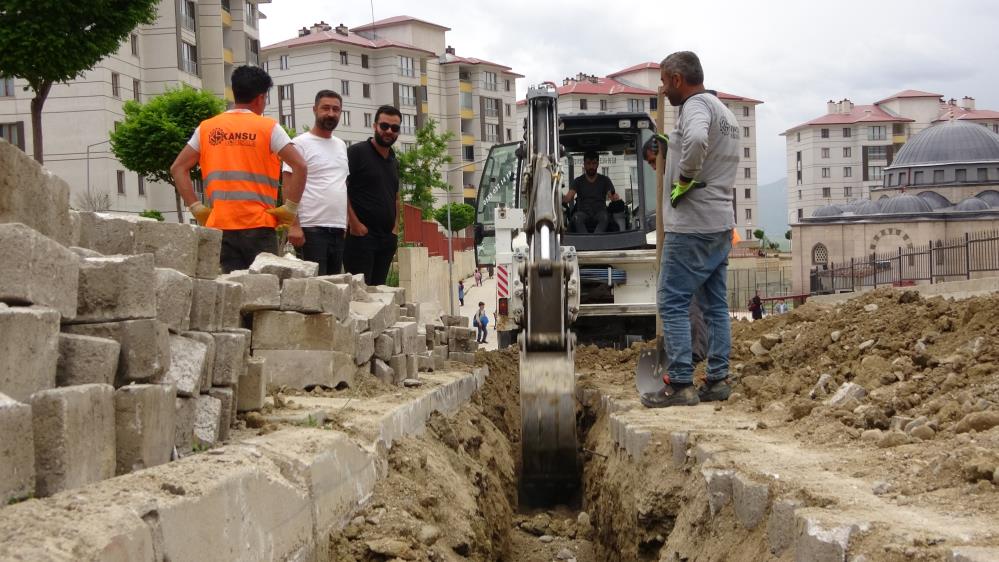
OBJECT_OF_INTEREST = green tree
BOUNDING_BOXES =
[753,229,766,241]
[398,118,454,218]
[110,86,224,223]
[785,230,792,240]
[434,203,475,232]
[0,0,159,163]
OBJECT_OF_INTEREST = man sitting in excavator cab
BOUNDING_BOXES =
[562,151,621,233]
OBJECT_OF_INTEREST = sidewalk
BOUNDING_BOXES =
[455,272,498,351]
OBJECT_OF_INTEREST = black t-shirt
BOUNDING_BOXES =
[571,174,615,215]
[347,138,399,235]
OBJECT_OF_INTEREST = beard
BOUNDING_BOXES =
[585,169,597,178]
[375,133,397,148]
[317,116,339,131]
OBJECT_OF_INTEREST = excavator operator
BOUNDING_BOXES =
[562,151,621,233]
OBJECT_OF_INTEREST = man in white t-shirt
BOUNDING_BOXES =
[282,90,350,275]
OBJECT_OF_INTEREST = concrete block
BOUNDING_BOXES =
[406,355,419,379]
[395,321,420,354]
[189,279,221,332]
[181,331,216,392]
[252,350,354,390]
[157,335,208,397]
[824,382,867,407]
[76,212,136,255]
[0,305,59,402]
[174,396,196,454]
[355,331,375,365]
[30,384,115,496]
[219,271,280,312]
[133,220,199,276]
[349,300,394,336]
[316,281,351,321]
[67,209,81,247]
[385,327,402,355]
[63,318,171,384]
[248,252,318,282]
[251,310,335,351]
[793,516,858,562]
[449,352,475,365]
[702,468,735,516]
[70,245,102,258]
[333,319,356,355]
[193,394,222,447]
[194,226,222,279]
[349,273,370,301]
[155,268,193,332]
[432,346,448,370]
[375,333,394,362]
[367,285,406,306]
[317,273,352,284]
[768,499,801,555]
[114,384,175,475]
[372,358,394,385]
[443,315,469,327]
[348,311,369,332]
[218,280,243,329]
[71,254,156,323]
[732,472,769,530]
[0,142,72,245]
[212,331,248,386]
[207,387,234,441]
[389,355,407,384]
[237,357,266,412]
[0,393,34,504]
[56,333,120,387]
[280,278,324,313]
[417,353,435,372]
[0,223,79,319]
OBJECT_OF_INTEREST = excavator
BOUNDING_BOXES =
[473,83,668,504]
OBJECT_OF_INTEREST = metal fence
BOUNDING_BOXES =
[728,264,794,312]
[810,229,999,294]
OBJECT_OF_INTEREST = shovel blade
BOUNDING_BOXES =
[635,338,667,395]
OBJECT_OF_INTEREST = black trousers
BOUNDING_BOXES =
[301,226,346,276]
[343,232,397,286]
[220,227,278,273]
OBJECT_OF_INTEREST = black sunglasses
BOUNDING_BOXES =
[378,122,401,132]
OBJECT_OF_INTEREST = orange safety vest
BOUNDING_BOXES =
[199,112,281,230]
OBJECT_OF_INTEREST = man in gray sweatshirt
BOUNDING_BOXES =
[642,51,739,408]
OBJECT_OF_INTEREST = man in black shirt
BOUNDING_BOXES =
[344,105,402,286]
[562,151,620,233]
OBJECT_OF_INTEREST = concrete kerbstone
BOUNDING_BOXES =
[732,472,770,530]
[154,268,193,332]
[157,334,208,396]
[76,212,137,255]
[367,285,406,306]
[355,331,375,365]
[252,350,353,391]
[189,278,221,332]
[372,358,394,385]
[56,333,120,387]
[30,384,116,496]
[767,498,802,555]
[208,387,234,441]
[249,252,318,282]
[219,270,280,312]
[174,396,196,454]
[349,300,395,336]
[702,468,735,516]
[251,310,335,351]
[181,331,216,392]
[212,331,248,386]
[333,319,356,355]
[375,333,394,362]
[238,357,266,412]
[0,142,72,245]
[194,226,222,279]
[0,393,34,504]
[133,220,199,277]
[0,223,80,319]
[793,515,864,562]
[316,280,351,321]
[193,395,222,447]
[114,384,176,475]
[0,305,60,402]
[72,254,156,323]
[389,355,408,385]
[218,280,243,329]
[394,321,419,354]
[280,278,325,313]
[63,318,171,385]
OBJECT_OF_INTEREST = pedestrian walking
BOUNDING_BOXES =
[473,302,489,343]
[170,65,307,272]
[473,269,482,287]
[458,280,465,307]
[749,291,764,320]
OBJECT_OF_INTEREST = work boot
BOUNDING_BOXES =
[699,380,731,402]
[641,384,700,408]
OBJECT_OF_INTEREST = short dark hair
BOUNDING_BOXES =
[314,89,342,106]
[478,301,485,306]
[231,65,273,104]
[583,150,599,161]
[642,136,658,155]
[374,104,402,122]
[660,51,704,86]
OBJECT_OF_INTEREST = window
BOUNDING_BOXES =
[181,42,198,75]
[745,229,753,240]
[933,169,944,183]
[843,167,852,178]
[358,83,368,99]
[361,54,369,68]
[822,187,831,198]
[130,33,139,57]
[913,171,924,184]
[627,98,644,112]
[868,165,883,180]
[277,54,288,70]
[399,56,415,77]
[743,126,750,138]
[401,142,415,152]
[812,243,828,265]
[955,168,966,182]
[180,0,196,31]
[0,122,25,151]
[485,123,498,142]
[821,148,830,158]
[340,80,349,96]
[484,98,499,118]
[868,126,887,140]
[1,76,13,97]
[744,147,750,158]
[262,60,269,73]
[797,208,803,220]
[821,167,830,178]
[744,188,751,199]
[844,186,853,197]
[843,147,851,158]
[599,99,607,111]
[280,114,295,129]
[506,128,512,140]
[649,97,657,110]
[798,190,802,200]
[117,170,126,194]
[820,128,829,138]
[363,113,372,127]
[744,168,751,179]
[868,145,887,159]
[111,72,120,98]
[977,168,988,181]
[744,208,752,220]
[244,2,259,28]
[401,114,414,135]
[743,106,749,117]
[505,79,511,92]
[132,79,140,101]
[399,85,416,106]
[843,127,852,138]
[339,51,348,65]
[796,132,800,142]
[579,99,588,110]
[483,71,497,91]
[463,145,474,161]
[341,111,350,127]
[505,103,511,117]
[137,175,145,196]
[278,84,294,130]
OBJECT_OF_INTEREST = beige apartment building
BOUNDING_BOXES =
[517,63,763,241]
[260,16,522,203]
[0,0,267,221]
[783,90,999,223]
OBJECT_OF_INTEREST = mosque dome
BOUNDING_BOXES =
[812,204,843,218]
[954,197,991,212]
[890,121,999,168]
[880,193,933,214]
[917,191,952,210]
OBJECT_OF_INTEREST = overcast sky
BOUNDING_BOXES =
[259,0,999,185]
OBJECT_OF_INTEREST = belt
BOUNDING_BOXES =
[302,226,346,233]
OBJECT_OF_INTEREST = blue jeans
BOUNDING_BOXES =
[658,231,732,384]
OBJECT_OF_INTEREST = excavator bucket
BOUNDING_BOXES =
[519,350,579,506]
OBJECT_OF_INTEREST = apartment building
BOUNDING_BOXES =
[0,0,267,221]
[783,90,999,222]
[260,16,522,203]
[517,63,763,241]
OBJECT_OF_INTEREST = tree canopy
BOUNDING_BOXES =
[434,203,475,232]
[398,118,454,218]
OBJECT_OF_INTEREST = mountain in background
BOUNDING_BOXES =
[756,177,789,250]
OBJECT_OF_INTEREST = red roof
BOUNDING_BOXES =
[440,53,523,77]
[933,104,999,122]
[351,15,450,32]
[557,76,655,96]
[785,104,912,133]
[716,90,763,104]
[875,89,943,104]
[262,28,435,55]
[607,62,659,78]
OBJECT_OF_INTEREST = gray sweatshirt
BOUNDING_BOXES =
[663,91,740,234]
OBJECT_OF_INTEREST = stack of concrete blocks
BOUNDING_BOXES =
[396,245,476,315]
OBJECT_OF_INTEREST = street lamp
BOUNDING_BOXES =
[442,155,490,315]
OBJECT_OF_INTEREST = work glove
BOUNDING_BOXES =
[188,202,212,226]
[265,199,299,226]
[669,178,706,208]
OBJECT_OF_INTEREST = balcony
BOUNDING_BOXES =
[223,48,234,64]
[221,9,232,27]
[225,87,234,102]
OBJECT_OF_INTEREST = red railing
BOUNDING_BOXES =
[402,204,473,261]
